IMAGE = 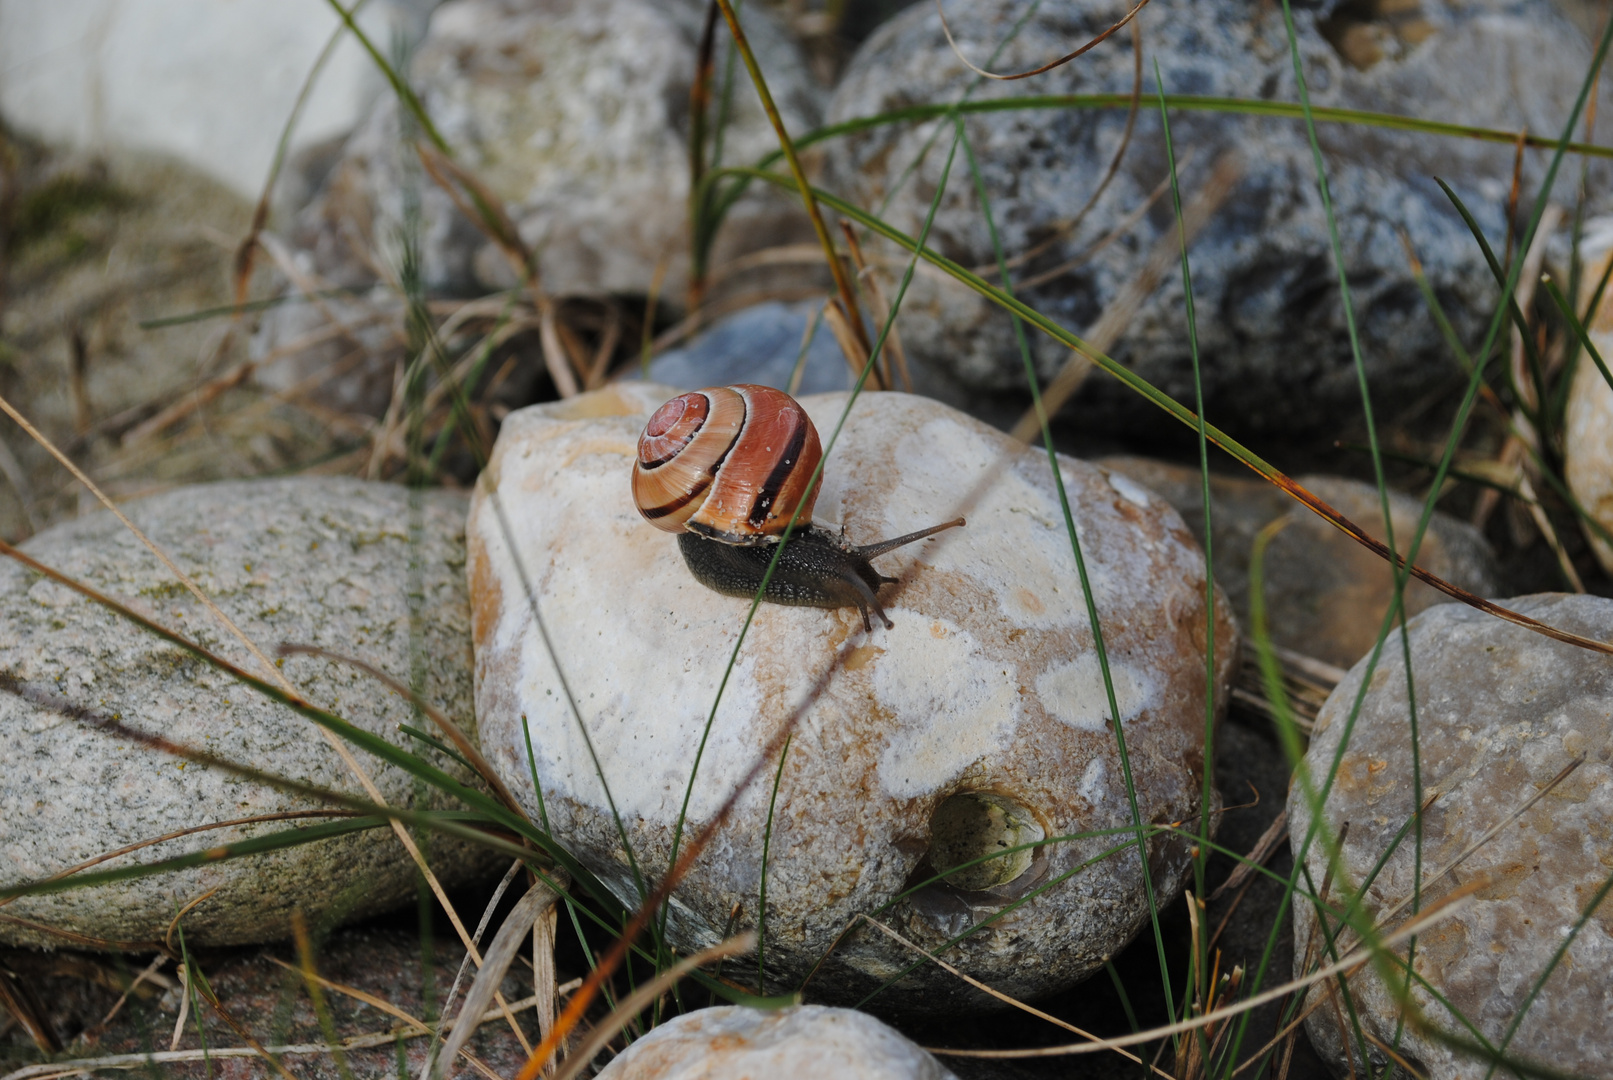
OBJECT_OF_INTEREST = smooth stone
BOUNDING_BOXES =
[646,301,853,396]
[285,0,823,301]
[1101,458,1504,669]
[469,384,1236,1010]
[0,0,435,200]
[0,478,493,950]
[823,0,1611,434]
[1289,594,1613,1080]
[595,1006,958,1079]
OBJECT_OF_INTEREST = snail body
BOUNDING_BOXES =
[632,385,962,630]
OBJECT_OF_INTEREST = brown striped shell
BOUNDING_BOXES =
[632,385,824,546]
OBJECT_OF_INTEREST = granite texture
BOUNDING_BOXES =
[0,478,494,949]
[469,385,1236,1010]
[1289,594,1613,1079]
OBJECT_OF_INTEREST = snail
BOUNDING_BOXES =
[631,384,964,631]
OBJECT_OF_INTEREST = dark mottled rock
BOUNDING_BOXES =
[1102,458,1504,668]
[0,479,495,949]
[1290,594,1613,1079]
[824,0,1612,434]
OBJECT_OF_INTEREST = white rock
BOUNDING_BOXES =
[1565,353,1613,574]
[468,385,1236,1009]
[0,0,435,200]
[0,478,495,949]
[1567,224,1613,575]
[285,0,824,300]
[1290,594,1613,1079]
[595,1006,957,1079]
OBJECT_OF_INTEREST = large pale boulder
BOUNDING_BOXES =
[1290,594,1613,1079]
[0,478,494,949]
[468,384,1236,1010]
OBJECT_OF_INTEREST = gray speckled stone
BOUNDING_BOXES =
[824,0,1612,434]
[1290,594,1613,1079]
[595,1006,958,1079]
[1100,458,1504,669]
[0,478,494,950]
[282,0,822,302]
[469,385,1236,1011]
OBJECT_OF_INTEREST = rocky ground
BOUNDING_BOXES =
[4,1,1613,1078]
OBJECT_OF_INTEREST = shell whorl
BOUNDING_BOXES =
[632,385,823,545]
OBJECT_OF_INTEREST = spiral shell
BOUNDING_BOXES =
[632,385,823,545]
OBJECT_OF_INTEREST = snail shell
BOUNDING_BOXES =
[632,384,823,546]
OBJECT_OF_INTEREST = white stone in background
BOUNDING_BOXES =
[1290,594,1613,1080]
[289,0,824,299]
[0,0,437,200]
[1568,216,1613,575]
[1565,352,1613,574]
[469,385,1237,1010]
[595,1006,958,1079]
[0,478,495,949]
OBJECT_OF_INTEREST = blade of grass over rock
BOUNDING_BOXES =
[934,0,1153,81]
[322,0,447,153]
[1542,273,1613,394]
[957,104,1180,1032]
[234,0,374,305]
[1436,178,1554,422]
[0,810,363,909]
[719,166,1613,660]
[713,0,870,360]
[701,93,1613,249]
[138,291,362,330]
[1405,254,1613,554]
[277,644,529,824]
[1270,3,1432,1062]
[755,733,791,992]
[1155,66,1220,1021]
[1482,867,1613,1080]
[0,817,393,901]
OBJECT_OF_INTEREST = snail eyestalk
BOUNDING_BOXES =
[853,517,966,560]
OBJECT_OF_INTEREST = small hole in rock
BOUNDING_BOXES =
[926,792,1044,893]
